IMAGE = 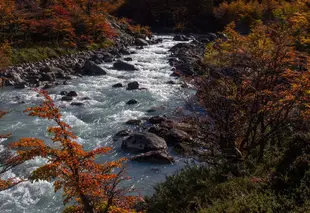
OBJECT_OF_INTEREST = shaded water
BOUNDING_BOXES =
[0,35,195,213]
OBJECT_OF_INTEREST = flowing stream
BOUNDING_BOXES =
[0,35,195,213]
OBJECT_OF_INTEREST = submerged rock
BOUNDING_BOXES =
[112,83,123,88]
[127,81,139,90]
[61,96,73,101]
[60,91,67,96]
[124,57,133,61]
[125,119,141,125]
[166,80,176,84]
[126,99,138,105]
[121,132,168,153]
[70,102,84,106]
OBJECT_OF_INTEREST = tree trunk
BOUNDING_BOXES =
[80,193,94,213]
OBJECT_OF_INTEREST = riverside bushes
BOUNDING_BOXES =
[146,1,310,212]
[147,135,310,213]
[0,0,150,67]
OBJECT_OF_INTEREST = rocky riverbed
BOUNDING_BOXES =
[0,32,220,212]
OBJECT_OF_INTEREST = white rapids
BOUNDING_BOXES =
[0,35,195,213]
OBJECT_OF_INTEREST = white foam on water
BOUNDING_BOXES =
[0,35,195,212]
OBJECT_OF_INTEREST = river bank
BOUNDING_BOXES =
[0,35,203,213]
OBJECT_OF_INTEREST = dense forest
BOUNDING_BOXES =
[1,0,310,213]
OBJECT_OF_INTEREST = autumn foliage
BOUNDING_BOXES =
[199,1,310,160]
[4,90,141,213]
[0,0,125,50]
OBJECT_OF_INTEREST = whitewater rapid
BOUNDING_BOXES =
[0,35,194,213]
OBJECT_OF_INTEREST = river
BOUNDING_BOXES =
[0,35,195,213]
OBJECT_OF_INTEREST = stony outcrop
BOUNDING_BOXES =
[121,132,168,153]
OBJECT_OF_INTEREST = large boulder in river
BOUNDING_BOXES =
[82,60,107,75]
[67,91,78,97]
[135,38,149,46]
[149,126,192,145]
[131,150,174,164]
[113,60,138,71]
[121,132,168,153]
[127,81,139,90]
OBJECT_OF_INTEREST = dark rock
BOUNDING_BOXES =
[126,81,139,90]
[207,33,217,42]
[181,83,189,88]
[14,83,26,89]
[151,38,163,44]
[40,66,63,74]
[60,91,67,96]
[121,132,167,153]
[135,38,149,46]
[112,83,123,88]
[166,80,175,84]
[147,108,156,113]
[126,99,138,105]
[149,126,170,139]
[149,116,166,124]
[61,96,73,101]
[124,57,133,61]
[173,35,190,41]
[149,126,192,145]
[104,57,114,63]
[43,83,54,89]
[40,73,55,81]
[125,119,141,125]
[115,129,131,137]
[70,102,84,106]
[120,48,131,55]
[165,128,192,145]
[101,52,113,59]
[81,96,91,100]
[82,60,107,75]
[113,60,137,71]
[196,35,210,43]
[67,91,78,97]
[131,150,174,164]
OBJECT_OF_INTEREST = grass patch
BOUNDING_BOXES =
[10,39,114,65]
[12,47,77,65]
